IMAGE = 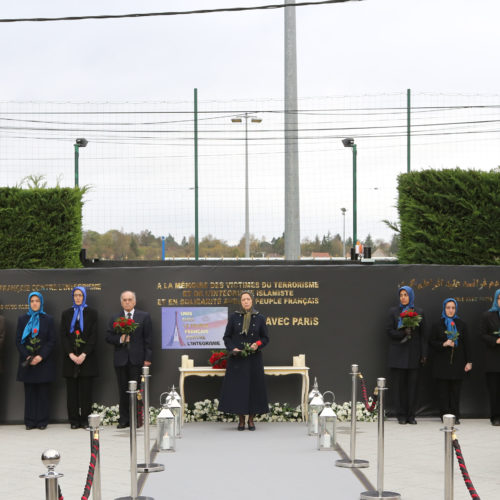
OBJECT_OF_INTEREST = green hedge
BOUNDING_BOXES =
[397,168,500,264]
[0,187,84,268]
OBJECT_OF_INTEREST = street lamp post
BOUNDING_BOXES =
[342,138,357,254]
[341,207,346,259]
[74,138,88,188]
[231,113,262,258]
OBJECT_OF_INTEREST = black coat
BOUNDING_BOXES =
[60,307,99,377]
[218,311,270,415]
[387,306,428,369]
[430,317,472,380]
[16,313,56,384]
[479,310,500,372]
[105,309,153,367]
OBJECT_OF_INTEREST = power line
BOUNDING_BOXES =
[0,0,357,23]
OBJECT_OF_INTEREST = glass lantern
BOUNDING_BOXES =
[308,392,325,436]
[166,395,182,438]
[157,408,175,452]
[308,377,321,403]
[169,385,182,403]
[317,391,337,451]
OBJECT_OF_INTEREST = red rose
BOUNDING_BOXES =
[75,330,80,336]
[451,322,455,327]
[127,318,133,325]
[400,312,405,317]
[113,322,118,328]
[33,328,38,333]
[120,321,126,327]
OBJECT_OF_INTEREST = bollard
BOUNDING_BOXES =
[442,414,455,500]
[115,380,154,500]
[88,413,102,500]
[336,364,369,468]
[137,366,164,473]
[39,449,63,500]
[360,378,401,499]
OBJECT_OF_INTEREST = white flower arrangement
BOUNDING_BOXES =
[91,398,378,425]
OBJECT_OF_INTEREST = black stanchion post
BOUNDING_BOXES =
[137,366,164,473]
[336,364,369,468]
[442,414,455,500]
[88,413,102,500]
[360,378,401,499]
[39,449,64,500]
[115,380,154,500]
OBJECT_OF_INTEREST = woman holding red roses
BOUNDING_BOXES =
[218,291,269,431]
[386,286,427,425]
[16,292,56,429]
[430,298,472,423]
[60,287,98,429]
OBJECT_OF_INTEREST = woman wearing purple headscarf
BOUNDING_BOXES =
[386,286,427,425]
[480,289,500,426]
[430,298,472,423]
[16,292,56,430]
[60,287,98,428]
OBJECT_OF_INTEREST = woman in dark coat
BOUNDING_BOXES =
[480,288,500,426]
[60,286,99,429]
[219,291,269,430]
[430,298,472,423]
[15,292,56,430]
[386,285,427,425]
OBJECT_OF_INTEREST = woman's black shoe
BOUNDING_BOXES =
[397,418,407,425]
[248,423,256,431]
[407,418,417,425]
[25,425,35,430]
[38,425,47,430]
[237,424,245,431]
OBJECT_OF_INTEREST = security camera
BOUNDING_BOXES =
[75,138,88,147]
[342,138,355,148]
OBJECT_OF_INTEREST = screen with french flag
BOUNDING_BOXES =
[161,307,228,349]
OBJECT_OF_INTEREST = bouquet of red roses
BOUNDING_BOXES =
[113,316,139,344]
[399,309,422,329]
[209,350,228,369]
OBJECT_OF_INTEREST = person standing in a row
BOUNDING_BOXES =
[387,286,427,425]
[480,288,500,426]
[60,286,99,429]
[15,292,56,429]
[106,290,152,429]
[430,298,472,423]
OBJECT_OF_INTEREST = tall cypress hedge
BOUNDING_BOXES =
[0,187,84,268]
[397,168,500,265]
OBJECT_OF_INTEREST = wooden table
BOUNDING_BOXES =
[179,365,310,422]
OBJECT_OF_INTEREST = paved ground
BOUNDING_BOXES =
[1,418,499,499]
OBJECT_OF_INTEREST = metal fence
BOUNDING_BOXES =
[1,91,499,255]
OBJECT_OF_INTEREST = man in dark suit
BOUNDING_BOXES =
[106,290,152,428]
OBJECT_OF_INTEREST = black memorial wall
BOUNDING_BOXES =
[0,264,498,423]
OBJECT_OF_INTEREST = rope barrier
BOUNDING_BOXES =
[81,435,99,500]
[452,433,481,500]
[358,373,378,412]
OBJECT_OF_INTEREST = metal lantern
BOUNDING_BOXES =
[166,394,182,438]
[169,385,182,403]
[308,392,325,436]
[317,391,337,451]
[157,408,175,452]
[308,377,321,403]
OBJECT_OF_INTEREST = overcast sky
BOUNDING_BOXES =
[2,0,499,100]
[1,1,499,245]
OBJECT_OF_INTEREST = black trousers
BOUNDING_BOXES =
[24,382,50,427]
[115,363,142,425]
[66,376,93,426]
[390,368,419,420]
[436,378,462,419]
[486,372,500,421]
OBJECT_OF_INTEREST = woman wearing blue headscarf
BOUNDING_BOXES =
[386,286,427,425]
[15,292,56,430]
[60,287,98,429]
[480,289,500,426]
[430,298,472,423]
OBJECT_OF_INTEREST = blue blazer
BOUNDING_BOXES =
[16,313,57,383]
[105,309,153,367]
